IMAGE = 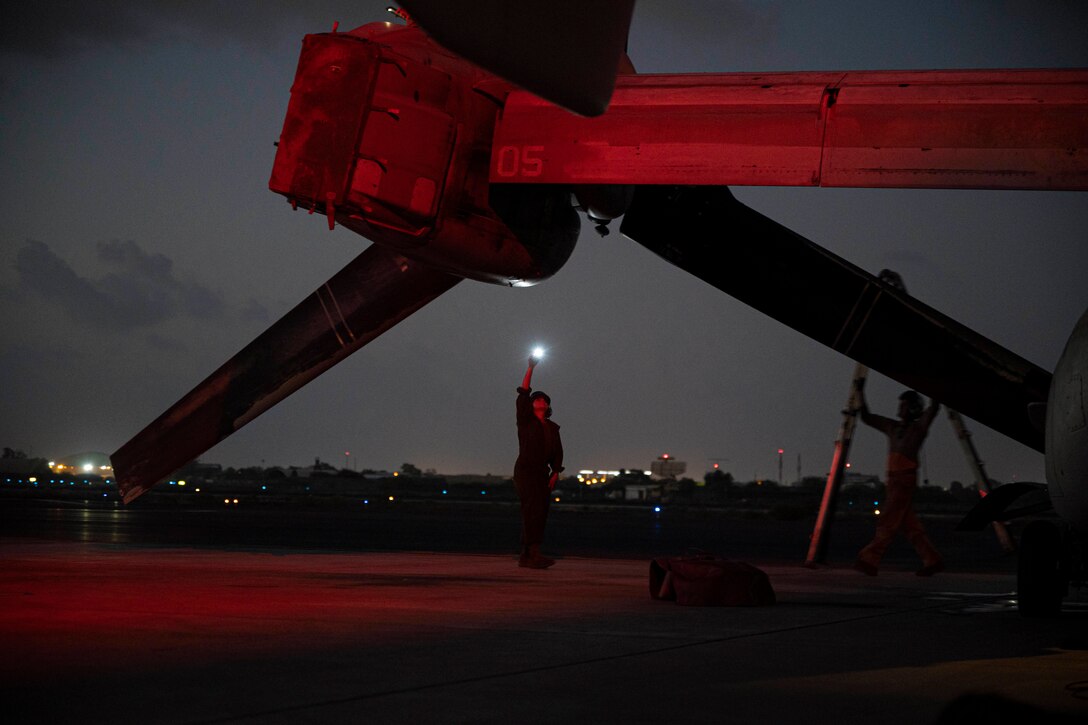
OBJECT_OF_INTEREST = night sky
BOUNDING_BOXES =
[2,1,1086,486]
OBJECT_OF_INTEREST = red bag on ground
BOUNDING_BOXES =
[650,554,775,606]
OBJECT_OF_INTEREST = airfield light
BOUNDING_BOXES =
[178,480,186,486]
[233,499,239,504]
[29,477,36,483]
[654,506,662,513]
[874,509,881,516]
[388,495,395,501]
[554,496,561,502]
[83,464,94,473]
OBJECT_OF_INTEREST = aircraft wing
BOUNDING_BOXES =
[619,186,1051,452]
[491,69,1088,190]
[111,245,460,503]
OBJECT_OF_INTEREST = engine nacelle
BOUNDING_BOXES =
[1046,306,1088,531]
[269,23,578,286]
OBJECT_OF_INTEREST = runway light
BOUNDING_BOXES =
[874,509,881,516]
[233,499,239,504]
[441,489,447,495]
[480,490,487,495]
[224,499,230,504]
[554,496,560,502]
[653,506,662,513]
[388,495,395,501]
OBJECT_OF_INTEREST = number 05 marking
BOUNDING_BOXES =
[495,145,545,177]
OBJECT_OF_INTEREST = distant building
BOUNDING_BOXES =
[289,458,339,478]
[650,454,686,480]
[177,460,223,478]
[50,451,113,478]
[844,471,882,486]
[624,482,662,501]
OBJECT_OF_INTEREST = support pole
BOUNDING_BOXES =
[805,363,868,566]
[947,409,1016,553]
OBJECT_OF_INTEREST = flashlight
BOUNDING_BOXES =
[531,346,545,361]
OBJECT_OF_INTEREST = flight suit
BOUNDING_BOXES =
[514,386,563,547]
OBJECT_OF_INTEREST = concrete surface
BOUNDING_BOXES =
[3,539,1087,724]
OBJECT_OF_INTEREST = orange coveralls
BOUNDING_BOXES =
[856,403,943,571]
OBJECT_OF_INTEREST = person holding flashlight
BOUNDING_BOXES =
[514,349,564,568]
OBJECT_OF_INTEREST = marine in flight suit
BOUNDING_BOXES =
[514,355,563,569]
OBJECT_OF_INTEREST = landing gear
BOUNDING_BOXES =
[1016,520,1066,617]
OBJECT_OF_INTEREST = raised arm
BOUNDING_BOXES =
[857,389,895,434]
[520,356,536,392]
[920,397,941,431]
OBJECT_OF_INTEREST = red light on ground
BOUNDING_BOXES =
[713,463,719,469]
[663,453,669,459]
[777,449,784,454]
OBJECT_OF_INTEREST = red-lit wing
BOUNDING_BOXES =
[491,69,1088,190]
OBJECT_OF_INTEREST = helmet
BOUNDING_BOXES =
[898,390,924,419]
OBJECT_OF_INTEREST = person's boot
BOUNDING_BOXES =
[524,544,554,569]
[916,560,945,577]
[853,559,878,576]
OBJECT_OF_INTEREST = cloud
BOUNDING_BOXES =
[0,1,369,58]
[14,239,224,331]
[240,297,271,324]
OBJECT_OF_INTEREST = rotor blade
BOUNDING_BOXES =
[398,0,634,117]
[111,246,460,502]
[619,185,1050,451]
[492,69,1088,189]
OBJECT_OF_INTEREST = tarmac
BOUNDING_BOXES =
[3,538,1087,724]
